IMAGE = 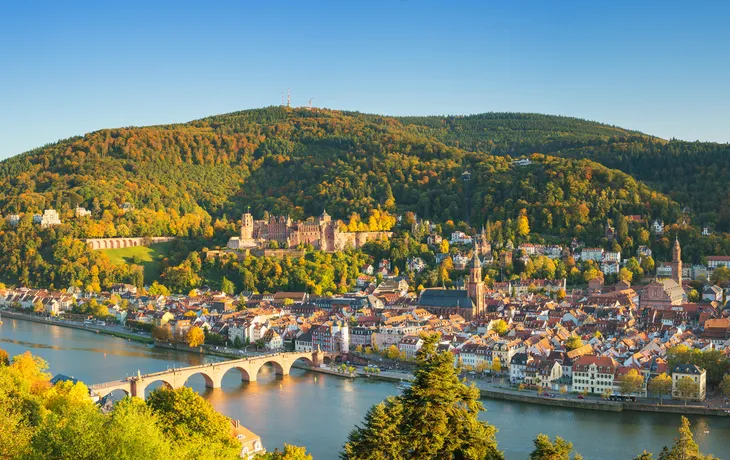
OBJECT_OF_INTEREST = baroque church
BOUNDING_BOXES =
[640,238,685,309]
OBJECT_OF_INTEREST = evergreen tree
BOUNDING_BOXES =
[342,335,503,460]
[528,434,582,460]
[221,276,235,295]
[340,397,404,460]
[657,416,716,460]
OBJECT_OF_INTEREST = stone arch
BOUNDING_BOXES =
[184,371,219,389]
[93,386,130,400]
[323,356,333,365]
[253,360,285,378]
[128,239,134,247]
[105,388,130,400]
[140,379,173,398]
[115,240,121,248]
[291,356,314,371]
[221,366,253,383]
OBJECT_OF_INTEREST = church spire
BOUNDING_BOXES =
[471,249,481,269]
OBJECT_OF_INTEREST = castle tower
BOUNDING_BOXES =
[319,208,331,224]
[466,251,485,316]
[241,208,254,241]
[671,237,682,285]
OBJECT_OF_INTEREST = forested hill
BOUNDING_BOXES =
[398,112,653,155]
[1,106,730,290]
[0,106,679,232]
[397,112,730,231]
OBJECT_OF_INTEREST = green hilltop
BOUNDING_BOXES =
[0,106,728,290]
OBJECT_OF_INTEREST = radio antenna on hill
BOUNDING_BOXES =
[287,88,291,107]
[308,98,314,109]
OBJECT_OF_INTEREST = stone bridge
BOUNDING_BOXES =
[89,350,336,400]
[85,236,176,250]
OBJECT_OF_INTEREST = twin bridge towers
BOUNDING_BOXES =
[90,350,336,400]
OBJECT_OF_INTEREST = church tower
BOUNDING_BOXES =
[671,237,682,285]
[466,251,485,316]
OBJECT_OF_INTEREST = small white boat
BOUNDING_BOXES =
[397,381,412,391]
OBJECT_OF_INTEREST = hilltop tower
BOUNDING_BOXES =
[241,208,254,241]
[671,237,682,285]
[318,209,331,224]
[466,251,485,316]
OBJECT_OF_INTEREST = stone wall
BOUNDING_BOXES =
[85,236,176,250]
[335,231,393,251]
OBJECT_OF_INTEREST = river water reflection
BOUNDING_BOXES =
[2,318,729,459]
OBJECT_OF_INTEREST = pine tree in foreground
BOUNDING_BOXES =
[341,334,504,460]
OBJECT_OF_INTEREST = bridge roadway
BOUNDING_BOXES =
[89,350,336,400]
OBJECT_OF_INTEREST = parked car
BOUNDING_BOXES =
[577,395,585,399]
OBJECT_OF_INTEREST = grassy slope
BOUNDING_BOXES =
[101,242,172,285]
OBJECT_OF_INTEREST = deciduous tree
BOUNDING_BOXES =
[648,373,672,404]
[187,326,205,347]
[619,369,644,396]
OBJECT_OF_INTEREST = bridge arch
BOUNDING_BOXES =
[220,366,254,384]
[140,378,173,398]
[289,356,314,374]
[105,388,131,400]
[183,371,220,389]
[253,360,285,379]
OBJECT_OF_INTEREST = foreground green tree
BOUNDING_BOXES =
[655,416,717,460]
[256,444,313,459]
[342,334,504,459]
[146,386,240,459]
[528,434,582,460]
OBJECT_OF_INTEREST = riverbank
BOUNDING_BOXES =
[1,310,153,344]
[477,387,730,417]
[4,313,729,418]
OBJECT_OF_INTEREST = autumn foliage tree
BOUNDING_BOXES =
[186,326,205,347]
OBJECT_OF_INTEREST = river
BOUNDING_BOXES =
[2,317,729,459]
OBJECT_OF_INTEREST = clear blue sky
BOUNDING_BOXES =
[2,0,729,159]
